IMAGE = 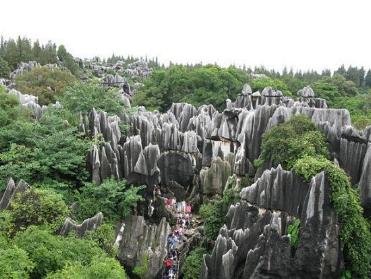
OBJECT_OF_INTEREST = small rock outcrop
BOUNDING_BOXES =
[0,178,29,210]
[59,212,103,237]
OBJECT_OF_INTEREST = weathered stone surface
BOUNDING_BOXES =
[60,212,103,237]
[80,84,369,214]
[202,168,342,279]
[117,216,170,279]
[359,143,371,215]
[158,151,195,187]
[0,178,29,210]
[200,157,232,197]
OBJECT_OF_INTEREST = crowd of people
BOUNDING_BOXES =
[162,197,193,279]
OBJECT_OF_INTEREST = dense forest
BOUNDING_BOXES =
[0,36,370,279]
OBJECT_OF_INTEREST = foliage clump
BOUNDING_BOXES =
[287,218,300,248]
[183,247,208,279]
[260,115,328,169]
[15,66,76,105]
[73,178,145,223]
[199,188,236,241]
[133,65,248,111]
[61,82,125,114]
[8,188,69,233]
[132,253,149,278]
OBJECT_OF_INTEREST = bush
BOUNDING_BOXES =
[132,253,149,278]
[8,188,69,232]
[84,223,117,257]
[46,257,127,279]
[133,65,248,111]
[15,66,76,105]
[260,115,328,169]
[0,108,90,187]
[0,246,34,278]
[183,247,207,279]
[251,77,292,96]
[0,56,11,78]
[61,82,125,114]
[293,156,371,278]
[199,189,236,241]
[287,218,300,248]
[13,226,108,278]
[74,178,145,222]
[0,87,31,128]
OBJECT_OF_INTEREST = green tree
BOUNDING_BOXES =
[0,110,90,187]
[13,227,108,278]
[57,45,79,76]
[365,70,371,87]
[260,115,329,169]
[61,82,125,114]
[0,87,31,128]
[15,66,76,105]
[0,246,35,279]
[183,247,208,279]
[250,77,292,96]
[8,188,69,232]
[46,257,128,279]
[133,65,248,111]
[0,56,10,77]
[74,179,145,222]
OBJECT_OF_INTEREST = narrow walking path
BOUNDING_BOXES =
[162,199,194,279]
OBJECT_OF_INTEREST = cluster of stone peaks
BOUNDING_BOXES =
[80,84,370,210]
[79,84,370,278]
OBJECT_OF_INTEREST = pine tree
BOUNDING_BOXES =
[365,70,371,88]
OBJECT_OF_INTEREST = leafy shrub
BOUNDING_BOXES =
[0,246,34,278]
[293,156,371,278]
[199,189,236,241]
[0,144,41,187]
[74,178,145,222]
[0,56,11,78]
[61,82,125,114]
[15,66,76,105]
[183,247,207,279]
[13,226,108,278]
[0,88,31,128]
[46,257,127,279]
[287,218,300,248]
[133,65,248,111]
[251,77,292,96]
[260,115,328,169]
[132,253,149,278]
[0,108,90,187]
[8,188,69,232]
[84,223,117,257]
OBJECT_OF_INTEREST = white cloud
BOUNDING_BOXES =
[1,0,370,71]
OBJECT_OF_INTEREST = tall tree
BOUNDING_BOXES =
[365,70,371,88]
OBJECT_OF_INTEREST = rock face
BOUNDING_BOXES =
[202,167,342,279]
[116,216,170,279]
[359,143,371,215]
[0,178,29,210]
[59,212,103,237]
[80,84,370,211]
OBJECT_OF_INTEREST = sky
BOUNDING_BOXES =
[1,0,371,72]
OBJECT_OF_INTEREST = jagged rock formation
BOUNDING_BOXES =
[0,178,29,210]
[59,212,103,237]
[116,216,170,279]
[202,166,342,279]
[80,85,370,212]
